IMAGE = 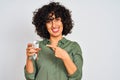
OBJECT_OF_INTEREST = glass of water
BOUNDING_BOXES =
[29,40,39,60]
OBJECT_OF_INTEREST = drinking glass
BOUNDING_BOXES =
[29,40,39,60]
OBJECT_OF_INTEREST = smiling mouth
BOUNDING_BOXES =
[52,28,59,33]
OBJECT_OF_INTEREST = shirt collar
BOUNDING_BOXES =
[58,37,67,44]
[43,37,67,45]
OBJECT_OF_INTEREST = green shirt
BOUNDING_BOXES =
[24,37,83,80]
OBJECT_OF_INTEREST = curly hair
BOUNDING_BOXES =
[32,2,74,39]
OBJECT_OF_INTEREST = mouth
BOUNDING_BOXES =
[52,28,59,33]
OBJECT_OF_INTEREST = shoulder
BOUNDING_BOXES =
[65,38,81,47]
[67,39,82,53]
[64,38,82,50]
[72,41,81,49]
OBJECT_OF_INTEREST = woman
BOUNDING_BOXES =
[24,2,83,80]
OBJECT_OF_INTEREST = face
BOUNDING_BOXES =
[46,15,63,38]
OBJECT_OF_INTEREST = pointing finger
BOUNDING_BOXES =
[46,45,54,48]
[46,45,56,51]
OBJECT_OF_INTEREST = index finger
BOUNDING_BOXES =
[46,45,56,50]
[46,45,54,48]
[27,43,33,47]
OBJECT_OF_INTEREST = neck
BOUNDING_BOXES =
[50,36,63,45]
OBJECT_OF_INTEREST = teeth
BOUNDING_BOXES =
[52,28,59,32]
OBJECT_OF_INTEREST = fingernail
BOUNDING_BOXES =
[46,45,49,46]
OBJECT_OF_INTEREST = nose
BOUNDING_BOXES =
[51,20,56,28]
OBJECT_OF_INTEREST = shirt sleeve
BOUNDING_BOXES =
[68,42,83,80]
[24,59,37,80]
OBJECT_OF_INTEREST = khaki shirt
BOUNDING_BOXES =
[24,37,83,80]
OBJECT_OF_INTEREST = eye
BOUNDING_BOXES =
[46,20,51,23]
[55,18,61,21]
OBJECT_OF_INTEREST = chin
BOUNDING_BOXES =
[51,34,61,37]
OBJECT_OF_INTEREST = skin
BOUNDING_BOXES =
[26,15,77,75]
[26,43,40,73]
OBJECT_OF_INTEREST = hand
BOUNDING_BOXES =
[26,43,41,59]
[46,45,69,60]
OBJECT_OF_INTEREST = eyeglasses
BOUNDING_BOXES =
[46,17,61,24]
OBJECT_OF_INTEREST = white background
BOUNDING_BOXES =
[0,0,120,80]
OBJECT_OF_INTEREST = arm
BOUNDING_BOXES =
[68,42,83,80]
[24,58,36,80]
[26,58,34,73]
[47,42,83,80]
[24,43,40,80]
[62,53,77,75]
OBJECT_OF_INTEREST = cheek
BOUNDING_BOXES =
[46,24,51,31]
[60,23,63,30]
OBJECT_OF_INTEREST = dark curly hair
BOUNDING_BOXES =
[32,2,73,39]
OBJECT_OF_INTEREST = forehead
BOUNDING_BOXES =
[47,11,61,20]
